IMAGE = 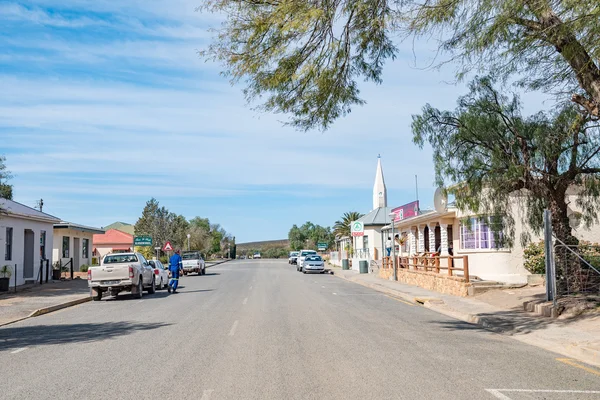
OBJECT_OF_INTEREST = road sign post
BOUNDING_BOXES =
[317,242,328,251]
[163,241,173,252]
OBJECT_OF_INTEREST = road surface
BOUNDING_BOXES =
[1,260,599,399]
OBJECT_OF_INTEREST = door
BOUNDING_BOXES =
[73,237,80,271]
[23,229,35,279]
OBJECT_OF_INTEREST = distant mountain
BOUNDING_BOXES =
[236,239,289,251]
[104,221,135,236]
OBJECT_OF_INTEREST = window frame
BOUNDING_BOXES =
[82,238,89,259]
[459,217,505,251]
[5,227,13,261]
[62,236,70,258]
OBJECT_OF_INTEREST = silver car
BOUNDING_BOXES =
[301,255,325,274]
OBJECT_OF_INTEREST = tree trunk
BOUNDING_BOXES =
[524,0,600,117]
[548,191,582,294]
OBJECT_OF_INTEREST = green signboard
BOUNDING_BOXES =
[317,242,328,250]
[134,236,152,246]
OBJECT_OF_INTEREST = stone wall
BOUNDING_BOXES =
[378,268,471,297]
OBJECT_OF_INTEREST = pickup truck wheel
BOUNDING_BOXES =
[91,289,102,301]
[148,277,156,294]
[134,279,143,299]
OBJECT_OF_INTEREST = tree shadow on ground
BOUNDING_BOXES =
[431,308,599,335]
[0,321,171,351]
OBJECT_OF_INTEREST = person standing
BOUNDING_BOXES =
[385,236,392,257]
[168,249,183,294]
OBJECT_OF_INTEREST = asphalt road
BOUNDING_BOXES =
[0,260,599,400]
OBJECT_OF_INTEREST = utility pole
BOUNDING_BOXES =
[36,198,44,212]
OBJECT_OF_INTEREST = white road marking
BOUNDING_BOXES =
[11,347,27,354]
[200,389,214,400]
[243,297,248,305]
[138,300,144,303]
[332,292,337,295]
[249,286,253,290]
[485,389,600,399]
[228,320,239,336]
[321,286,325,288]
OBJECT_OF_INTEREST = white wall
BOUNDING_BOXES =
[0,216,55,286]
[52,228,95,272]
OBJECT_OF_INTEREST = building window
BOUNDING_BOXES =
[363,235,369,250]
[460,217,504,250]
[5,227,13,261]
[40,231,46,260]
[82,239,89,259]
[62,236,70,258]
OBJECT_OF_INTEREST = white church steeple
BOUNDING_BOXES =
[373,154,387,210]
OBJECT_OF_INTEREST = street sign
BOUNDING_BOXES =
[163,241,173,252]
[351,221,364,237]
[134,236,152,246]
[317,242,328,251]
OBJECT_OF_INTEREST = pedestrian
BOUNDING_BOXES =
[386,236,392,257]
[168,249,183,294]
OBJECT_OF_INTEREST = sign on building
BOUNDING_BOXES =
[351,221,364,237]
[391,201,420,222]
[134,236,152,246]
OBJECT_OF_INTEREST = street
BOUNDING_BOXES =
[1,260,599,400]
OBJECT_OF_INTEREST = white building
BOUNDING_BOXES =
[0,198,60,286]
[333,156,392,269]
[384,188,600,284]
[53,222,105,271]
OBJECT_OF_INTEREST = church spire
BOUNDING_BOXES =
[373,155,387,210]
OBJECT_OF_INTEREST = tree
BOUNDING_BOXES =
[333,212,364,240]
[135,199,174,254]
[412,77,600,288]
[200,1,600,131]
[0,156,13,200]
[288,222,334,250]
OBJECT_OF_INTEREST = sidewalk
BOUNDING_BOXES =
[0,279,90,327]
[332,267,600,367]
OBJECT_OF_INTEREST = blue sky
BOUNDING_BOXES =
[0,1,549,243]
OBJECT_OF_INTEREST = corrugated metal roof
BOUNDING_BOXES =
[54,221,105,234]
[356,207,394,226]
[0,198,61,223]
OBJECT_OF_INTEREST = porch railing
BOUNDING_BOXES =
[382,254,470,283]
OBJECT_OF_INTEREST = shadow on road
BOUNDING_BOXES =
[176,289,214,294]
[0,321,171,351]
[203,273,220,276]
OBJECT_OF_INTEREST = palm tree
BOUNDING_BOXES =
[333,211,364,239]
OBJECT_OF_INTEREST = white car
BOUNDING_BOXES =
[148,259,169,289]
[296,250,317,271]
[288,251,299,265]
[254,253,261,259]
[88,252,156,300]
[301,254,325,274]
[182,251,206,275]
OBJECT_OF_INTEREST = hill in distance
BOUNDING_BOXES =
[237,239,289,251]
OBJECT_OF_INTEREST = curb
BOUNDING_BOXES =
[0,296,91,328]
[332,269,600,368]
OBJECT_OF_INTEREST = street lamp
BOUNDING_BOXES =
[187,234,191,251]
[389,213,397,281]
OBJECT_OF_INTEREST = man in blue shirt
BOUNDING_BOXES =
[168,249,183,293]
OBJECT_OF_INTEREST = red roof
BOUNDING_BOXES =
[93,229,133,245]
[111,246,132,251]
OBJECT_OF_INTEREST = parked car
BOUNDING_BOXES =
[301,255,325,274]
[296,250,318,271]
[148,259,169,289]
[88,252,156,301]
[288,251,299,265]
[182,251,206,275]
[254,253,261,259]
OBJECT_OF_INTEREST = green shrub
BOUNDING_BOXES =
[523,241,545,274]
[80,264,89,272]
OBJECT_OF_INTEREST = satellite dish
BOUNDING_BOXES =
[433,187,448,213]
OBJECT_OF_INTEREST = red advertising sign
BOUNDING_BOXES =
[391,201,419,222]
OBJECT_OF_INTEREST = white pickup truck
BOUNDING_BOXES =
[182,251,206,275]
[88,252,156,301]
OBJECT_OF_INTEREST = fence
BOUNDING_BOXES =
[382,254,470,282]
[543,209,600,302]
[553,238,600,298]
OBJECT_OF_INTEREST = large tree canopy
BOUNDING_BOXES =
[200,0,600,130]
[412,77,600,250]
